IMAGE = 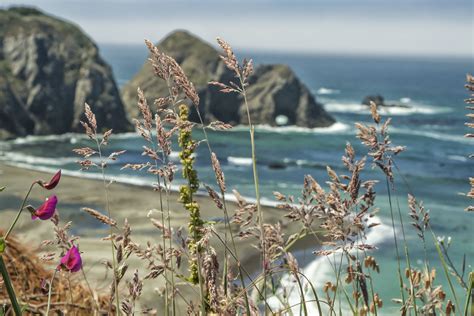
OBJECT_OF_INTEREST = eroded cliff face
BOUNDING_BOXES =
[122,30,335,128]
[0,7,131,139]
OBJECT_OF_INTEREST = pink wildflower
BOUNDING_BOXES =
[58,245,82,273]
[38,170,61,190]
[31,195,57,220]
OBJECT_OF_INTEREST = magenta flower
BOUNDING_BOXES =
[38,170,61,190]
[31,195,57,220]
[58,245,82,272]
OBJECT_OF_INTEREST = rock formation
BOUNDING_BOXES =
[0,7,131,139]
[122,30,335,128]
[362,94,410,108]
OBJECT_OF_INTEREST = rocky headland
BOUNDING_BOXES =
[0,7,131,139]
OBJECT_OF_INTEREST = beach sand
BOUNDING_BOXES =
[0,163,320,312]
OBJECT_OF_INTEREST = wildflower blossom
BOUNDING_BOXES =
[38,170,61,190]
[31,195,57,220]
[58,245,82,272]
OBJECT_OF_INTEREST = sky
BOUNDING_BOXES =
[0,0,472,57]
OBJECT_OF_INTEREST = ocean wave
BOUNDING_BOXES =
[0,151,124,167]
[324,101,450,116]
[315,87,341,95]
[228,156,252,166]
[282,158,327,169]
[391,127,471,144]
[231,122,350,134]
[10,133,88,145]
[8,132,141,145]
[0,152,79,166]
[448,155,468,162]
[268,215,393,314]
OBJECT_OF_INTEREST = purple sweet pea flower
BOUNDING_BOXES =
[39,170,61,190]
[31,195,57,220]
[58,245,82,273]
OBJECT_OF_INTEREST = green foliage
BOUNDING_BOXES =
[178,104,204,285]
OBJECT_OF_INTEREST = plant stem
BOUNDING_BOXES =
[5,182,35,240]
[430,229,461,309]
[194,108,252,315]
[0,256,21,315]
[464,272,473,316]
[393,188,417,315]
[95,138,120,315]
[81,267,99,313]
[240,76,267,309]
[46,269,58,315]
[385,178,406,306]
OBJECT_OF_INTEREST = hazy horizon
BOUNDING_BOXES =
[0,0,472,58]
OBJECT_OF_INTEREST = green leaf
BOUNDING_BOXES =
[0,238,5,254]
[0,186,5,192]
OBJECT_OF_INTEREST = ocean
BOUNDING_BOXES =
[1,44,472,314]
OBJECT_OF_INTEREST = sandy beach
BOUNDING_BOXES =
[0,163,319,311]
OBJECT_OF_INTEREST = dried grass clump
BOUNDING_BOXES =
[0,231,110,315]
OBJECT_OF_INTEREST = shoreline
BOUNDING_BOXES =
[0,163,320,310]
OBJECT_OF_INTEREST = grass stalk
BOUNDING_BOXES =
[4,182,35,240]
[81,267,99,313]
[464,272,473,316]
[393,189,418,315]
[94,137,120,315]
[0,255,22,315]
[292,269,308,316]
[239,76,267,309]
[430,229,461,309]
[46,268,58,315]
[384,178,406,306]
[194,107,252,314]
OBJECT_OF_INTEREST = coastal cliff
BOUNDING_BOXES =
[0,7,131,139]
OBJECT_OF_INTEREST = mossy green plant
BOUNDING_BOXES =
[178,104,204,285]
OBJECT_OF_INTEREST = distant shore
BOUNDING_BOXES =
[0,163,319,310]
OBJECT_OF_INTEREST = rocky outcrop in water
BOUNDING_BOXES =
[0,7,131,139]
[362,95,410,108]
[122,30,335,128]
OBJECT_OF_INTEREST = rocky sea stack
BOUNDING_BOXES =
[122,30,335,128]
[0,7,131,139]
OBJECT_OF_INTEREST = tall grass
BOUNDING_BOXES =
[0,38,472,316]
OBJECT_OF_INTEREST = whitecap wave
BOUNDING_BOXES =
[10,133,87,145]
[9,132,141,145]
[0,152,78,166]
[268,216,393,314]
[0,151,124,167]
[315,87,341,95]
[391,127,471,144]
[231,122,350,134]
[448,155,468,162]
[228,156,252,166]
[324,101,450,116]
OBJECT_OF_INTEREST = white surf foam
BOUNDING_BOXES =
[231,122,350,135]
[391,127,471,144]
[324,101,450,116]
[315,87,341,95]
[10,133,87,145]
[0,152,78,166]
[268,215,393,314]
[228,156,252,166]
[448,155,468,162]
